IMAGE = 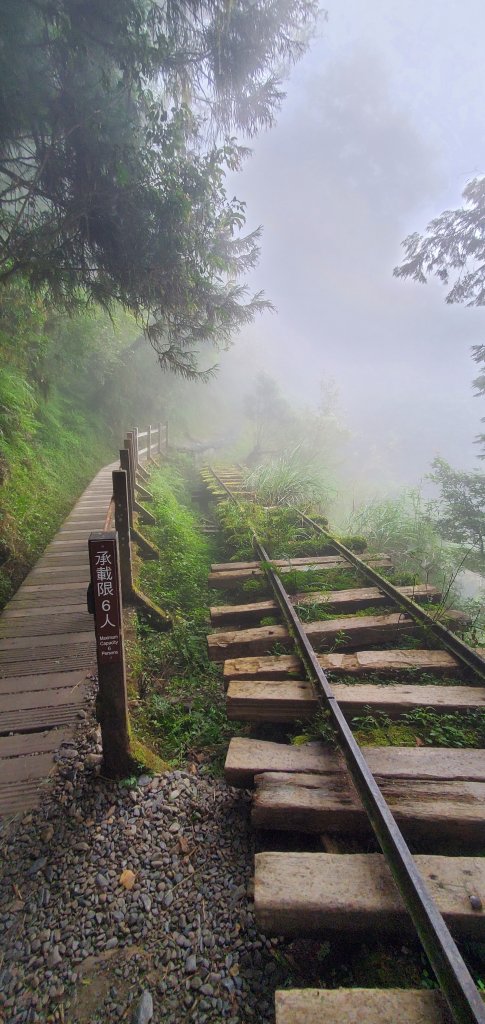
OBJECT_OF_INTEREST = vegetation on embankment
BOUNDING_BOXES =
[0,280,178,609]
[346,489,471,589]
[0,386,111,608]
[128,459,243,772]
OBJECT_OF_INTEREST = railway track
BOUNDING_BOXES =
[202,465,485,1024]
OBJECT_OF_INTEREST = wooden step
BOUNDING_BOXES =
[0,752,55,785]
[0,778,52,816]
[36,557,89,573]
[227,679,317,720]
[210,614,426,662]
[211,555,346,572]
[226,679,485,722]
[0,612,93,638]
[255,852,485,938]
[0,728,72,757]
[211,598,281,627]
[0,668,90,696]
[208,557,392,589]
[275,989,449,1024]
[211,553,393,572]
[0,702,86,734]
[23,567,90,584]
[8,589,88,608]
[0,683,90,714]
[223,649,469,682]
[225,737,485,787]
[49,538,87,547]
[210,584,441,626]
[0,641,95,668]
[0,653,95,678]
[10,579,89,594]
[252,771,485,842]
[0,629,94,653]
[1,603,88,618]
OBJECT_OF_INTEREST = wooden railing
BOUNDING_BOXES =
[101,423,171,619]
[131,422,168,463]
[87,421,170,776]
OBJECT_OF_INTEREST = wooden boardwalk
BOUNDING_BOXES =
[0,464,115,819]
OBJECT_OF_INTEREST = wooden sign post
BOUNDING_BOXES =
[88,530,132,777]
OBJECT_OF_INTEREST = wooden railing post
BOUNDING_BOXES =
[88,531,132,777]
[126,429,134,468]
[158,422,162,457]
[113,470,133,602]
[119,448,134,527]
[133,426,139,466]
[124,433,136,506]
[148,423,152,461]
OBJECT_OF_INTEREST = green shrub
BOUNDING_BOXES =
[244,449,332,509]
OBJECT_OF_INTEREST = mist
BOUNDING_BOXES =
[190,0,485,494]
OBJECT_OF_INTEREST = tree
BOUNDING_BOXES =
[394,178,485,305]
[244,372,296,460]
[394,177,485,453]
[0,0,319,377]
[428,456,485,556]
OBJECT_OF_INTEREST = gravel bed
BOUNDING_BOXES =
[0,716,284,1024]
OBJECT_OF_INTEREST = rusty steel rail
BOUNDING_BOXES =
[206,464,485,1024]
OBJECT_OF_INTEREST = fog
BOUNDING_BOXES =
[194,0,485,491]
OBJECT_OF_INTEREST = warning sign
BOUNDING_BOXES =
[88,533,122,663]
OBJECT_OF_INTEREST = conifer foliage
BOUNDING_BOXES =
[0,0,318,375]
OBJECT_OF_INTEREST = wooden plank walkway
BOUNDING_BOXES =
[0,463,115,819]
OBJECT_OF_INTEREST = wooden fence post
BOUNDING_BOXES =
[88,531,132,777]
[148,423,152,461]
[113,470,133,602]
[124,434,137,506]
[119,448,133,527]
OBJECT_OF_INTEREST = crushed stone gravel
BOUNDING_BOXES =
[0,710,287,1024]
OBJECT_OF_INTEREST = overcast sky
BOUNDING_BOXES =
[214,0,485,488]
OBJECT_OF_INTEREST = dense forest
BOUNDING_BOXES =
[2,0,485,613]
[0,0,319,605]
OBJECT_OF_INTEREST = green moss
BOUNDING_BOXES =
[130,738,169,775]
[338,534,368,553]
[353,724,417,747]
[215,500,334,562]
[351,707,485,747]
